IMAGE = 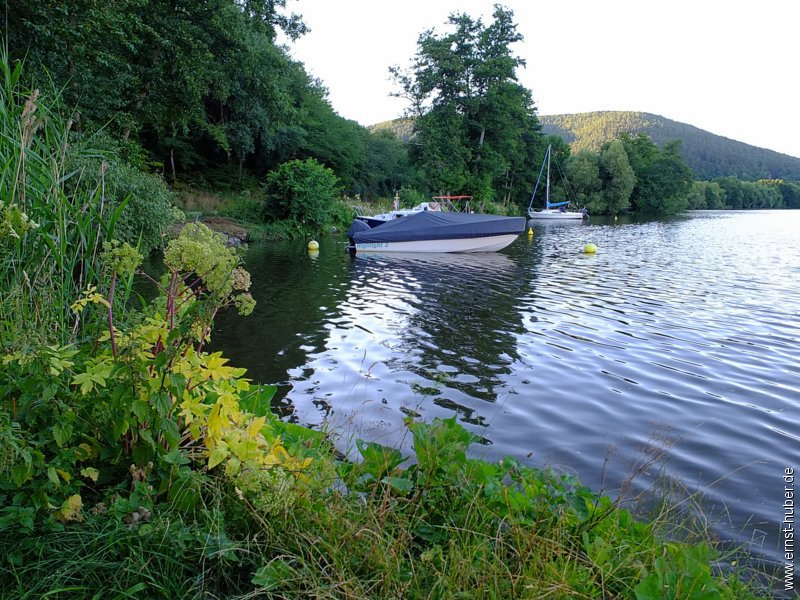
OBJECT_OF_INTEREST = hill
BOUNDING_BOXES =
[539,111,800,181]
[372,112,800,182]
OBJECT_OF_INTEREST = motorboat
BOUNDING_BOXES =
[347,207,525,253]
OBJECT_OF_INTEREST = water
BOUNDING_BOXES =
[211,210,800,569]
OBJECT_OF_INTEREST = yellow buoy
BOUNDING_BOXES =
[527,227,534,236]
[583,243,597,254]
[307,239,319,251]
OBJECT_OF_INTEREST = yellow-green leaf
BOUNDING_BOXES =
[80,467,99,482]
[71,371,96,395]
[56,494,84,522]
[208,446,229,470]
[246,416,266,439]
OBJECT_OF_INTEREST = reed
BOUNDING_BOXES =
[0,49,122,349]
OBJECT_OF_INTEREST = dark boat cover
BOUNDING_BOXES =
[349,211,526,244]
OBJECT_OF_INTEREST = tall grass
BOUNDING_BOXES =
[0,50,121,349]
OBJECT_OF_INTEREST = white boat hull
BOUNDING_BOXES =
[528,209,585,220]
[354,233,519,253]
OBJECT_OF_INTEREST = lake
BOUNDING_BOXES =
[211,210,800,570]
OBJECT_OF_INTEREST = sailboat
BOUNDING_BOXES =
[527,144,587,220]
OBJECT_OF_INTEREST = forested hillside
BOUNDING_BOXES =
[540,111,800,181]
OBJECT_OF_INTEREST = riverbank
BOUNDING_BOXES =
[0,55,774,598]
[0,414,767,598]
[173,183,403,245]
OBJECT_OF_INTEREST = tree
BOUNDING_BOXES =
[599,140,635,215]
[623,136,692,214]
[779,181,800,209]
[393,5,540,203]
[353,130,419,200]
[295,85,366,190]
[564,149,601,212]
[6,0,310,179]
[715,177,744,209]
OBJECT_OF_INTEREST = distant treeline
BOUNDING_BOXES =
[540,111,800,182]
[559,135,800,214]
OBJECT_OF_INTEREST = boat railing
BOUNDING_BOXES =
[351,205,369,217]
[431,195,477,213]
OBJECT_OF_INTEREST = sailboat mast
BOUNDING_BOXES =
[545,145,551,209]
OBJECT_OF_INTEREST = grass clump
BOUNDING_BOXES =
[245,417,762,599]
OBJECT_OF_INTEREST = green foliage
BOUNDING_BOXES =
[354,129,420,199]
[262,158,340,232]
[0,201,39,245]
[0,502,272,598]
[398,185,429,208]
[6,0,308,178]
[779,180,800,209]
[328,198,357,231]
[623,136,693,214]
[712,177,786,210]
[0,223,328,537]
[565,149,603,212]
[687,181,727,210]
[163,222,244,303]
[312,417,758,598]
[567,135,692,215]
[0,51,117,348]
[217,194,263,223]
[634,543,721,600]
[5,1,419,200]
[600,139,637,214]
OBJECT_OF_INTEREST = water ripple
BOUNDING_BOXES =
[212,210,800,566]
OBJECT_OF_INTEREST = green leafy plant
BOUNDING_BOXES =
[635,543,721,600]
[0,223,319,533]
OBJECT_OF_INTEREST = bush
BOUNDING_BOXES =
[262,158,340,232]
[66,134,184,253]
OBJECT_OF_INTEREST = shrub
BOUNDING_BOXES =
[0,224,320,534]
[262,158,340,232]
[66,134,184,253]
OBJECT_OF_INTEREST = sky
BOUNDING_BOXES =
[281,0,800,159]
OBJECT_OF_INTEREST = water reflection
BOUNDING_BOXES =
[346,251,529,412]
